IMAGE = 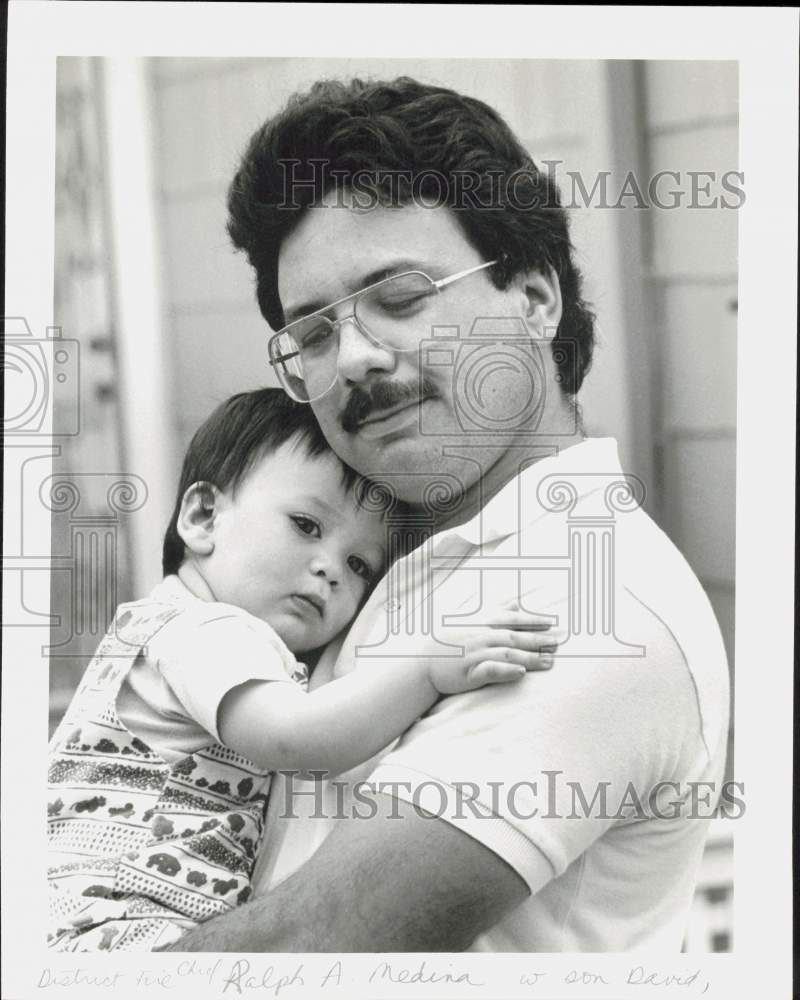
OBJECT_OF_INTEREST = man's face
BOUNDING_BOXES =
[277,199,550,505]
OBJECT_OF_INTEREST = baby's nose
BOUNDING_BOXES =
[309,552,340,586]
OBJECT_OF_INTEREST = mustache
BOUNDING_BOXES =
[340,377,437,434]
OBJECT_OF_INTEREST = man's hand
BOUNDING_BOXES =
[167,797,542,952]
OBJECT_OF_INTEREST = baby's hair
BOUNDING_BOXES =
[162,388,364,576]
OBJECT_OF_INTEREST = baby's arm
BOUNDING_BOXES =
[218,606,558,776]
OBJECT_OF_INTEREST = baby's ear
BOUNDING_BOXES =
[177,482,220,557]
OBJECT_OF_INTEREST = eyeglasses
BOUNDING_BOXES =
[268,259,498,402]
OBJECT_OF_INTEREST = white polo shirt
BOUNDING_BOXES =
[253,438,730,952]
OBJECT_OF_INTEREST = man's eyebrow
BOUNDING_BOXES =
[282,258,433,324]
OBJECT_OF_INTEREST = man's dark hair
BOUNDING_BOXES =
[162,388,361,576]
[227,76,595,394]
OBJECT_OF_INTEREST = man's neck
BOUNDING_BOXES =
[432,405,585,532]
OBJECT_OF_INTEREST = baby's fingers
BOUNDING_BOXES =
[487,609,559,632]
[476,628,563,653]
[467,649,554,688]
[467,660,528,687]
[494,646,555,671]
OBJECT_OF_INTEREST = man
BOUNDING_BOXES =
[173,77,729,952]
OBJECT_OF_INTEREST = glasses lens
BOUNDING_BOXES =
[357,272,438,352]
[270,319,337,402]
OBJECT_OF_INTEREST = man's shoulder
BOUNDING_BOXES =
[617,508,730,762]
[615,506,728,673]
[517,498,730,762]
[434,494,728,759]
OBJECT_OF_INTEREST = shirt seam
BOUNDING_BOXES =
[369,759,560,883]
[622,584,712,763]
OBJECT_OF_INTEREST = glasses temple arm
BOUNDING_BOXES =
[434,259,498,290]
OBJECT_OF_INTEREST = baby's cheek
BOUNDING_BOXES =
[332,591,362,634]
[340,594,361,629]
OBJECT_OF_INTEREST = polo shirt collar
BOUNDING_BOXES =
[441,438,623,548]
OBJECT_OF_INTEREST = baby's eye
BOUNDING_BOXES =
[291,515,321,538]
[347,554,373,583]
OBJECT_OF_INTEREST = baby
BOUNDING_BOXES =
[47,388,556,952]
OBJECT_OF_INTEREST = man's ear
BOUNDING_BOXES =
[177,482,220,558]
[516,266,563,337]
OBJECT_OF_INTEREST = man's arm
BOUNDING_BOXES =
[170,797,540,952]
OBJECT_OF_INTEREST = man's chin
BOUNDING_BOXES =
[351,433,439,474]
[347,436,475,506]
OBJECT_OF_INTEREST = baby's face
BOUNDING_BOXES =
[201,441,387,652]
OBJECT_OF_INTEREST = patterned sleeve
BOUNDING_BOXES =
[153,609,305,741]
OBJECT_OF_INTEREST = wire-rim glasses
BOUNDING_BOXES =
[268,259,498,403]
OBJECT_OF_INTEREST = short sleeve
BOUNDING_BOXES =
[368,594,703,893]
[152,609,302,741]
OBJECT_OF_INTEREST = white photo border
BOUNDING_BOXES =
[3,3,797,998]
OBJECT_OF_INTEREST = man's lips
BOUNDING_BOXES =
[358,399,421,426]
[354,399,430,440]
[289,594,325,618]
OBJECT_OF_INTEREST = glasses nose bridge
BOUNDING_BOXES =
[329,287,374,337]
[329,302,360,336]
[330,294,385,355]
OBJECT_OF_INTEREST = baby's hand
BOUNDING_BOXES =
[428,601,562,695]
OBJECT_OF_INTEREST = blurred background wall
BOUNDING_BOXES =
[49,57,737,952]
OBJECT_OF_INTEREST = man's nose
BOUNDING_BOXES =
[336,316,396,385]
